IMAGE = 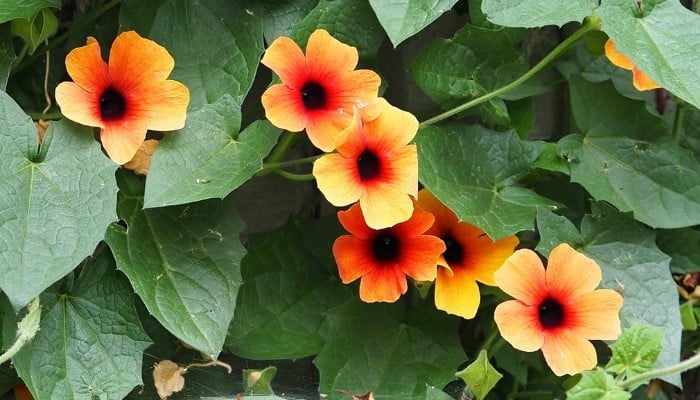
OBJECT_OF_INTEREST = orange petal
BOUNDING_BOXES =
[435,267,481,319]
[305,108,354,152]
[63,36,110,93]
[360,186,414,230]
[392,206,435,237]
[364,99,419,148]
[108,31,175,91]
[631,68,661,91]
[333,235,375,283]
[261,84,309,133]
[398,235,444,282]
[604,39,634,71]
[55,82,104,128]
[260,35,307,88]
[335,110,368,156]
[358,266,407,303]
[570,289,623,340]
[541,332,597,376]
[461,232,519,286]
[336,203,373,239]
[493,249,546,305]
[313,153,363,206]
[128,79,190,131]
[546,244,601,299]
[494,300,544,352]
[100,120,148,164]
[416,189,458,237]
[305,29,359,80]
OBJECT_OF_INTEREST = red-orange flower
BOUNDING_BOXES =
[333,203,445,303]
[313,98,418,229]
[260,29,382,152]
[55,31,189,164]
[494,243,623,376]
[416,189,518,319]
[604,39,660,91]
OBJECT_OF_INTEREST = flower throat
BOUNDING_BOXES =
[100,87,127,121]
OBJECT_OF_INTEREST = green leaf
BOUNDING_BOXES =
[656,228,700,274]
[481,0,596,28]
[559,78,700,229]
[535,209,584,256]
[120,0,264,111]
[292,0,385,59]
[10,7,58,55]
[0,91,118,309]
[0,25,16,90]
[606,325,664,384]
[314,300,465,400]
[0,0,59,24]
[567,368,631,400]
[261,0,318,42]
[11,250,152,400]
[416,124,558,239]
[599,0,700,108]
[368,0,458,47]
[105,172,246,359]
[425,386,456,400]
[243,366,277,395]
[455,350,502,400]
[143,96,282,208]
[226,217,352,360]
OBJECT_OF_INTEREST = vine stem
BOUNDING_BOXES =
[0,298,41,365]
[419,16,602,128]
[620,351,700,390]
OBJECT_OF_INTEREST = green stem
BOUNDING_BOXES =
[419,16,601,128]
[0,298,41,365]
[261,155,321,172]
[271,170,315,181]
[671,103,686,142]
[266,132,299,164]
[11,0,123,76]
[478,326,501,355]
[620,351,700,390]
[29,111,63,121]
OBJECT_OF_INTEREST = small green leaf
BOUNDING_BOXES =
[0,0,59,24]
[481,0,597,28]
[416,124,558,239]
[599,0,700,108]
[535,209,584,256]
[11,250,152,400]
[368,0,458,47]
[261,0,318,41]
[455,350,502,400]
[243,366,277,395]
[10,7,58,54]
[533,142,570,175]
[0,91,118,309]
[567,368,631,400]
[106,172,246,359]
[144,96,282,208]
[606,325,664,382]
[226,218,352,360]
[679,301,698,331]
[292,0,385,59]
[424,385,456,400]
[656,228,700,274]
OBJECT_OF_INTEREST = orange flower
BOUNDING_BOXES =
[416,189,518,319]
[313,98,418,229]
[604,39,660,91]
[55,31,189,164]
[260,29,381,152]
[493,243,623,376]
[333,203,445,303]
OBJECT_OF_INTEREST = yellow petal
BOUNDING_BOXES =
[541,332,597,376]
[494,300,544,352]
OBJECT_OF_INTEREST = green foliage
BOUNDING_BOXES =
[456,350,502,400]
[243,366,277,395]
[0,0,59,24]
[369,0,459,47]
[480,0,597,27]
[10,7,57,55]
[606,325,664,383]
[567,368,631,400]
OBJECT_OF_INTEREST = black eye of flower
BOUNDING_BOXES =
[538,298,565,329]
[441,235,463,265]
[372,231,400,262]
[300,81,327,110]
[357,149,381,181]
[99,87,127,121]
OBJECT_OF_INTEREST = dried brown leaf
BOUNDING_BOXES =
[153,359,186,399]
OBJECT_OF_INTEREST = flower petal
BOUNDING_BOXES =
[397,235,443,282]
[541,331,597,376]
[260,35,307,88]
[108,31,175,90]
[336,203,373,239]
[313,153,363,207]
[381,144,419,196]
[631,68,661,91]
[305,108,354,152]
[604,39,634,71]
[494,300,544,352]
[305,29,359,80]
[360,185,414,230]
[358,266,408,303]
[261,84,309,133]
[333,235,375,283]
[127,79,190,131]
[435,267,482,319]
[63,36,110,93]
[416,189,458,237]
[364,98,419,148]
[392,206,435,237]
[494,249,547,305]
[55,82,104,128]
[100,120,148,164]
[460,230,519,286]
[569,289,623,340]
[546,243,601,299]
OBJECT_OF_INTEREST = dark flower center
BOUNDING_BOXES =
[300,81,327,110]
[372,231,400,262]
[357,149,381,181]
[538,297,565,329]
[99,87,126,121]
[441,235,463,265]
